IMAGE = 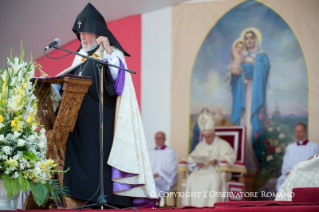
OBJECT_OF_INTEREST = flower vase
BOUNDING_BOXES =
[0,179,19,210]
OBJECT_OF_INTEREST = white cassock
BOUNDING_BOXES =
[148,146,178,193]
[276,140,319,191]
[276,152,319,201]
[185,137,236,207]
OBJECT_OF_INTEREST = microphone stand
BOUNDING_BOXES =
[52,45,136,74]
[50,45,135,209]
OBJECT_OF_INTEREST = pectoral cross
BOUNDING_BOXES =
[78,21,82,28]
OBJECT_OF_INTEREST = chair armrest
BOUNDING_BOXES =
[219,161,247,173]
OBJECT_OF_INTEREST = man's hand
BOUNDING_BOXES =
[153,173,159,178]
[196,162,204,168]
[209,159,218,166]
[96,36,113,55]
[285,172,290,176]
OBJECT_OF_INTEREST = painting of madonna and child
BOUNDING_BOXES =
[189,1,308,195]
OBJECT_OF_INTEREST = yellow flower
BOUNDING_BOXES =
[22,82,27,89]
[11,120,16,127]
[26,116,32,124]
[23,170,29,178]
[0,115,3,123]
[40,159,56,169]
[14,121,23,132]
[6,158,18,168]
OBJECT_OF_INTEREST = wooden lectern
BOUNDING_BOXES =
[32,74,93,185]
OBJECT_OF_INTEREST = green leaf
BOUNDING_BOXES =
[21,151,38,161]
[3,175,20,199]
[46,184,59,206]
[18,171,29,192]
[28,181,48,207]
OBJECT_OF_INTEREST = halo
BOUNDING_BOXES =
[241,27,262,45]
[232,39,245,52]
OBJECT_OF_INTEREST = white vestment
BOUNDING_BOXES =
[184,137,236,207]
[56,46,157,199]
[148,146,178,193]
[276,152,319,201]
[276,140,319,191]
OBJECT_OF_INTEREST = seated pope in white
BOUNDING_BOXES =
[184,110,236,207]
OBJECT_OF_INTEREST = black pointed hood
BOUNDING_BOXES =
[72,3,130,56]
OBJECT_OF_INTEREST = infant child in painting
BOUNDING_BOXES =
[230,40,245,75]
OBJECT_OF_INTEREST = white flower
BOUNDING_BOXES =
[40,128,46,135]
[266,155,273,161]
[12,172,19,179]
[1,71,7,81]
[17,139,25,147]
[2,155,8,160]
[279,133,285,139]
[10,77,17,86]
[31,125,37,131]
[41,172,47,179]
[4,170,9,175]
[268,127,273,132]
[34,162,41,175]
[275,147,282,153]
[0,123,4,129]
[19,157,26,163]
[10,57,26,75]
[14,131,21,138]
[277,127,281,131]
[7,100,23,113]
[28,135,35,141]
[38,141,45,149]
[20,163,25,170]
[13,155,19,160]
[0,135,4,141]
[27,69,35,80]
[2,146,11,155]
[40,134,46,140]
[25,106,34,115]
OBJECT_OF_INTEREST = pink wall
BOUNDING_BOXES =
[36,15,142,107]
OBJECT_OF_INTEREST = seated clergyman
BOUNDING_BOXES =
[184,110,236,207]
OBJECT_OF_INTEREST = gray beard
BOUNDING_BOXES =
[82,36,98,52]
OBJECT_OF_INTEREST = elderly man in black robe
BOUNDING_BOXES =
[56,3,157,208]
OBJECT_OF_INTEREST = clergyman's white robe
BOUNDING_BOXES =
[148,146,178,193]
[276,152,319,201]
[184,137,236,207]
[276,140,319,191]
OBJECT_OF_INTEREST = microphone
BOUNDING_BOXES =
[44,38,61,51]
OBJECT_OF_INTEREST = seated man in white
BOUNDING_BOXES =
[185,110,236,207]
[276,123,319,191]
[276,152,319,201]
[148,131,178,193]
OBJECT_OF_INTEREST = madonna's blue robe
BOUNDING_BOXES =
[230,53,270,150]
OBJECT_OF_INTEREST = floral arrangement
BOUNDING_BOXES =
[0,43,66,207]
[253,103,295,193]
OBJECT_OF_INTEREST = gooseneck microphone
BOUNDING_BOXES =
[44,38,61,51]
